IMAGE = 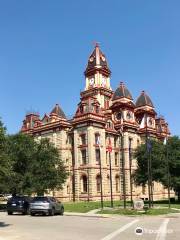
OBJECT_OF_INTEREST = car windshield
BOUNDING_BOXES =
[9,196,25,201]
[32,197,49,202]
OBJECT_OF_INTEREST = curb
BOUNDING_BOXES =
[64,212,110,218]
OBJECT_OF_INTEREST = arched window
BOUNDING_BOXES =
[115,175,120,193]
[81,175,88,193]
[96,175,101,192]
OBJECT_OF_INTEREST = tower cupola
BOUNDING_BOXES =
[85,43,111,77]
[84,43,111,90]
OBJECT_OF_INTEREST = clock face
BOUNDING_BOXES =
[89,77,95,86]
[126,111,133,120]
[116,112,122,121]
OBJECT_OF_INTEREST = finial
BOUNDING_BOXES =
[93,41,100,48]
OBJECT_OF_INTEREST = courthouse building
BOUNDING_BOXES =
[21,44,170,202]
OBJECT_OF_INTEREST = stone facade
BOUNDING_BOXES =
[21,44,172,202]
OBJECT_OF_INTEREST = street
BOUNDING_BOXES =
[0,212,180,240]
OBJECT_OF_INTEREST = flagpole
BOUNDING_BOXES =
[121,130,126,209]
[165,135,171,209]
[97,137,103,209]
[145,113,152,208]
[109,150,113,208]
[129,138,133,207]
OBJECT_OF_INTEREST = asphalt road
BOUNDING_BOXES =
[0,212,180,240]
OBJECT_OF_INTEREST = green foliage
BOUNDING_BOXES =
[133,139,165,186]
[31,138,68,195]
[0,117,67,195]
[0,119,10,193]
[162,136,180,199]
[133,136,180,200]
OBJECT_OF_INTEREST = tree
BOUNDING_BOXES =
[0,119,10,193]
[133,139,166,187]
[31,138,68,195]
[6,133,67,196]
[162,136,180,201]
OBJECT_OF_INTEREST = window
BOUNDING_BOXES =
[115,152,118,166]
[120,172,123,193]
[95,133,100,145]
[114,137,118,147]
[81,175,88,193]
[96,149,100,163]
[96,175,101,192]
[142,185,146,195]
[67,185,70,194]
[80,134,86,145]
[115,175,120,192]
[104,96,109,109]
[81,149,87,165]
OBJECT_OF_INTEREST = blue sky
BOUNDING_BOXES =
[0,0,179,135]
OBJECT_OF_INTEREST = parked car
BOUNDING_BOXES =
[7,196,31,215]
[30,196,64,216]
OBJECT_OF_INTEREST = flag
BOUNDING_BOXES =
[163,137,167,145]
[140,116,145,129]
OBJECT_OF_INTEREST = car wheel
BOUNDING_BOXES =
[30,212,35,216]
[60,207,64,215]
[7,211,13,215]
[49,208,55,216]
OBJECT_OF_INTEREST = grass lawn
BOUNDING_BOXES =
[63,200,129,213]
[98,208,180,216]
[63,200,180,214]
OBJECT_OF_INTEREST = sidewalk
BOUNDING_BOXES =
[64,208,111,218]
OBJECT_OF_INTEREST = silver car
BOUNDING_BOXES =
[30,196,64,216]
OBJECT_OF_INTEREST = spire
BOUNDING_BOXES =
[84,43,111,77]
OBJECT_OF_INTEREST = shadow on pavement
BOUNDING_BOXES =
[0,222,11,227]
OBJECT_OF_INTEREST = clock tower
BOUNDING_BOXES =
[82,43,113,109]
